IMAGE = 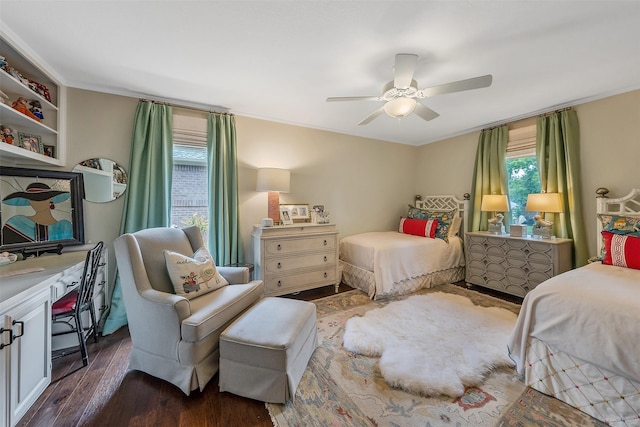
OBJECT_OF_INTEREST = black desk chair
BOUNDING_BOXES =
[52,241,104,366]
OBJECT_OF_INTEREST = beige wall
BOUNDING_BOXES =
[416,89,640,256]
[31,87,639,278]
[59,90,419,269]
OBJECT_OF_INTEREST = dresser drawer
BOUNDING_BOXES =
[265,268,337,294]
[264,235,336,256]
[264,252,336,274]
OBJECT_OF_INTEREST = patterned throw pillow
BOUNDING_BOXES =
[407,205,457,242]
[597,214,640,257]
[602,231,640,270]
[399,217,439,238]
[164,247,229,299]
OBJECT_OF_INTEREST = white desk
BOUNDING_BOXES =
[0,247,107,427]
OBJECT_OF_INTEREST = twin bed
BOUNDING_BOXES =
[339,189,639,425]
[339,194,468,299]
[508,188,640,426]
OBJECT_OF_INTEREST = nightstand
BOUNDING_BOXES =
[251,223,339,296]
[465,231,572,297]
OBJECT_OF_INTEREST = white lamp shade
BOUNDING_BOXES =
[481,194,509,212]
[256,168,290,193]
[526,193,563,213]
[384,97,417,118]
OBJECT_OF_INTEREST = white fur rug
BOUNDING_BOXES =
[342,292,517,398]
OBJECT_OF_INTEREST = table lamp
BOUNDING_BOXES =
[526,192,563,238]
[256,168,290,225]
[481,194,509,234]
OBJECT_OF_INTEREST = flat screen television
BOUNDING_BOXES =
[0,166,85,255]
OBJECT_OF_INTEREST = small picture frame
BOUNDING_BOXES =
[18,132,43,154]
[43,144,55,157]
[279,206,293,225]
[280,204,311,221]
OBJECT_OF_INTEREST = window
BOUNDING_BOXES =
[505,123,540,226]
[172,113,209,243]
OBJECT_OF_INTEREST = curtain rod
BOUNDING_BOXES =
[482,106,574,132]
[139,98,232,116]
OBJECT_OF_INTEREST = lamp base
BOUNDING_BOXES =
[267,191,281,225]
[487,223,504,234]
[532,224,553,239]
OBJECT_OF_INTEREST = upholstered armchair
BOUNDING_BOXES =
[113,226,264,395]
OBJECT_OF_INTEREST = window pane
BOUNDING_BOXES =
[171,144,209,244]
[506,155,541,225]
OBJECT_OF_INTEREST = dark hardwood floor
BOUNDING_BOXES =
[19,284,354,427]
[21,281,519,427]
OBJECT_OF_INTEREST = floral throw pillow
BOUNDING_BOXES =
[596,214,640,258]
[602,231,640,270]
[407,205,457,242]
[164,247,229,299]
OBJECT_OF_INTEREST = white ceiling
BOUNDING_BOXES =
[1,1,639,146]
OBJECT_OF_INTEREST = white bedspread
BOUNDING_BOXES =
[339,231,465,297]
[508,262,640,383]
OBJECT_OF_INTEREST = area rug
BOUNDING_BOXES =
[343,292,517,397]
[267,284,606,427]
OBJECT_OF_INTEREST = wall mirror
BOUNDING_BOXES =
[73,158,128,203]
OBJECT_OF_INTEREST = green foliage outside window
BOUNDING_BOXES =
[506,156,541,224]
[182,212,209,237]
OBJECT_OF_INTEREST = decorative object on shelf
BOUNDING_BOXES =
[11,96,42,121]
[261,217,274,227]
[43,145,54,157]
[481,194,509,234]
[256,168,290,225]
[526,192,563,239]
[280,204,310,222]
[510,224,527,237]
[311,204,330,224]
[29,100,44,120]
[27,79,51,102]
[0,166,85,255]
[1,125,14,144]
[17,132,43,154]
[279,206,293,225]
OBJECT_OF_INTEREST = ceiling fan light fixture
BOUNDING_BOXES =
[383,97,417,118]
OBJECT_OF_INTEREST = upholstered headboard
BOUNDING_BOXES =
[415,193,471,235]
[595,187,640,254]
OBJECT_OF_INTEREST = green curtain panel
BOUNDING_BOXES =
[469,126,510,232]
[207,113,244,265]
[536,109,588,267]
[103,101,173,335]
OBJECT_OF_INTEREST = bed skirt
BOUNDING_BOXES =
[525,337,640,427]
[339,260,465,300]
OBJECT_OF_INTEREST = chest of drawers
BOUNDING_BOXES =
[465,231,572,297]
[252,223,339,296]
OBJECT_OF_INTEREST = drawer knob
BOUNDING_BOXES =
[524,267,529,273]
[324,272,328,278]
[324,239,328,246]
[277,262,282,269]
[524,249,530,254]
[277,280,282,287]
[277,244,282,251]
[324,256,328,262]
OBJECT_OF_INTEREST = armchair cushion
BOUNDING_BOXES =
[164,247,228,299]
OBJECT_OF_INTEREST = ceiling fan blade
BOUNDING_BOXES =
[413,103,440,121]
[393,54,418,89]
[419,74,493,98]
[326,95,381,102]
[358,107,385,125]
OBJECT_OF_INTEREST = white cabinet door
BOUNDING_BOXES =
[6,288,51,427]
[0,323,8,427]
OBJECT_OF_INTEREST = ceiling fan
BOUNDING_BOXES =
[326,53,492,125]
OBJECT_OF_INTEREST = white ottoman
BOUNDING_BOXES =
[219,297,318,403]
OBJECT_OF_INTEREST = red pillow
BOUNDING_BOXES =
[399,217,438,238]
[602,231,640,270]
